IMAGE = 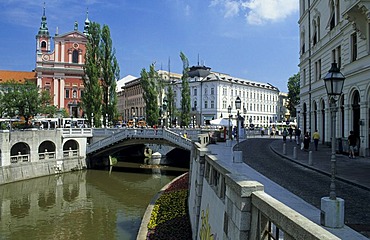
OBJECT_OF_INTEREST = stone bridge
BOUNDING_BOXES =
[86,128,195,157]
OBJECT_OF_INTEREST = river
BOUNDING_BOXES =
[0,162,188,240]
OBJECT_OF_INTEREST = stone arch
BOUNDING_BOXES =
[39,140,56,160]
[63,139,79,157]
[39,140,56,153]
[313,101,318,132]
[348,89,361,138]
[10,142,30,163]
[63,140,79,151]
[303,102,308,134]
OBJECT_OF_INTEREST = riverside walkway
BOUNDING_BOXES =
[207,137,369,239]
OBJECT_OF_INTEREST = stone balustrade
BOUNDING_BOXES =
[188,142,340,240]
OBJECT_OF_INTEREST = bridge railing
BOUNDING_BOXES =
[63,149,79,158]
[39,151,56,160]
[162,129,193,150]
[87,128,166,154]
[10,154,29,163]
[61,128,93,136]
[87,128,194,154]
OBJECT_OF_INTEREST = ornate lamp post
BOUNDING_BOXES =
[228,105,232,140]
[235,97,241,149]
[321,62,345,228]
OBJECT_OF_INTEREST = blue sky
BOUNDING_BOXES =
[0,0,299,92]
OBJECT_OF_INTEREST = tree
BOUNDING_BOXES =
[100,25,120,127]
[166,82,175,126]
[287,73,300,118]
[141,64,159,126]
[180,52,191,127]
[0,80,52,126]
[83,22,103,127]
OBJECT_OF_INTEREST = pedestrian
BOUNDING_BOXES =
[295,128,301,145]
[282,128,288,143]
[288,126,293,142]
[303,132,310,151]
[348,130,357,159]
[312,129,320,151]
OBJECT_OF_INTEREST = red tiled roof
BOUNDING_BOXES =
[0,70,36,83]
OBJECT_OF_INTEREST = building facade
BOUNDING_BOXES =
[35,7,90,117]
[299,0,370,156]
[171,65,280,127]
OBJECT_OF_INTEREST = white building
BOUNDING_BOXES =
[299,0,370,156]
[170,65,280,128]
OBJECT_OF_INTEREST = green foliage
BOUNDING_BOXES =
[101,24,120,126]
[166,84,175,126]
[180,52,191,127]
[0,80,53,125]
[287,73,300,117]
[83,22,103,127]
[141,64,159,126]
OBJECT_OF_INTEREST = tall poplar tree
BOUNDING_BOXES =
[166,83,175,127]
[287,73,300,118]
[83,22,102,127]
[101,25,120,127]
[140,64,159,126]
[180,52,191,127]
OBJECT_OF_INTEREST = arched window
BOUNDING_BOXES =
[72,50,79,63]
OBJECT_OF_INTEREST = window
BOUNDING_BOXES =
[73,90,77,98]
[41,41,47,48]
[204,88,208,95]
[80,90,84,98]
[231,89,233,96]
[72,50,79,63]
[194,88,197,96]
[211,101,214,109]
[223,100,227,109]
[337,46,342,68]
[223,88,227,96]
[65,89,70,99]
[351,33,358,62]
[211,88,214,95]
[204,101,208,109]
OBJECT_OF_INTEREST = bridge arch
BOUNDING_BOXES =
[39,140,56,153]
[63,140,79,151]
[10,142,30,163]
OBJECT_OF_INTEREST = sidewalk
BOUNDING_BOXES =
[207,140,367,239]
[269,137,370,191]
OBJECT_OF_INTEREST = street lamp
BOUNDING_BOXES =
[228,105,232,140]
[321,62,345,228]
[235,97,241,149]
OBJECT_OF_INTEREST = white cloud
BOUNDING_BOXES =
[210,0,298,25]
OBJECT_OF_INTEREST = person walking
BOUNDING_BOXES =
[288,126,293,142]
[295,128,301,145]
[348,130,357,159]
[282,128,288,143]
[303,131,310,151]
[312,129,320,151]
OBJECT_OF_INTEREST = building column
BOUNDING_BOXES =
[61,42,65,62]
[53,78,59,107]
[55,42,59,62]
[60,79,65,109]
